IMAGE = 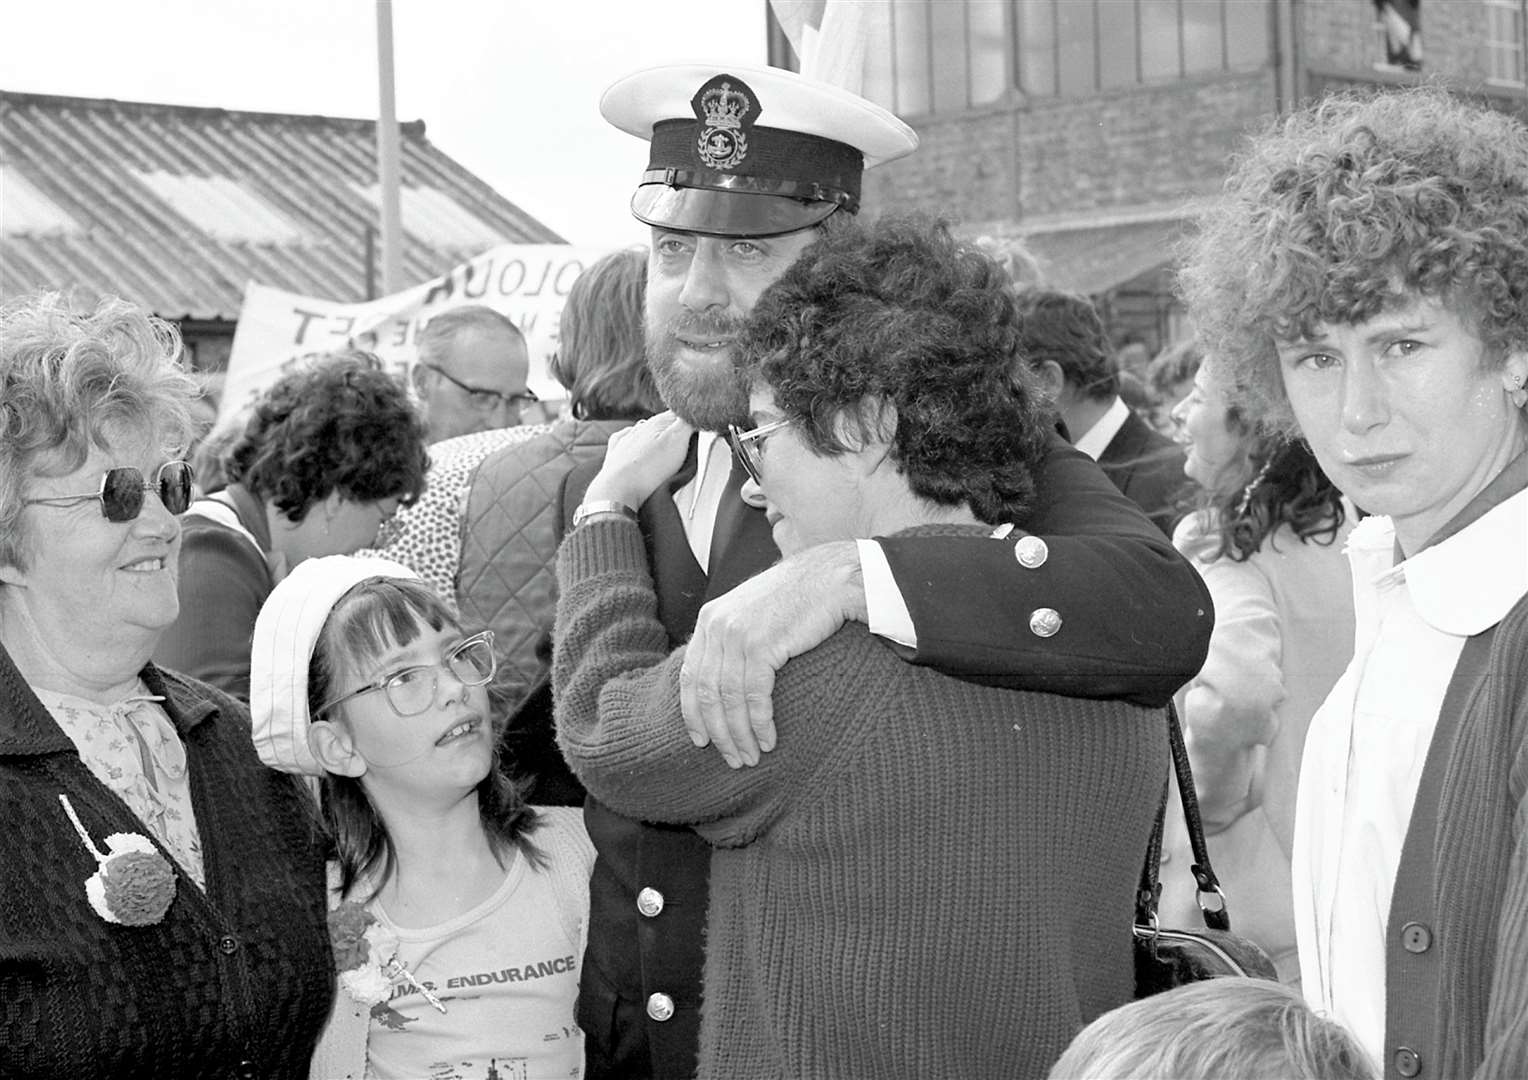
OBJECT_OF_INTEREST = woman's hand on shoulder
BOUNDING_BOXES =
[583,411,695,510]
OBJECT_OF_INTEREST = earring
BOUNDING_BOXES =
[1509,373,1528,410]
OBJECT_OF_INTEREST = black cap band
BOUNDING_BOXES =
[646,117,863,213]
[638,166,858,212]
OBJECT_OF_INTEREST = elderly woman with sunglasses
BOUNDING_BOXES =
[155,351,429,700]
[553,216,1164,1079]
[0,293,332,1078]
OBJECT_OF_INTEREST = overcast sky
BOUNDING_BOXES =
[2,1,769,251]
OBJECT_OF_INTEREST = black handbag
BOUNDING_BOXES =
[1133,703,1280,997]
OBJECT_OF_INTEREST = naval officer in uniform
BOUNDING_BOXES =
[557,62,1214,1079]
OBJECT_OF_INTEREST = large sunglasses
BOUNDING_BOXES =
[725,418,790,486]
[316,630,497,719]
[420,362,539,415]
[24,460,195,523]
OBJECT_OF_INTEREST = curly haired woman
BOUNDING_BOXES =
[155,351,428,699]
[1179,86,1528,1078]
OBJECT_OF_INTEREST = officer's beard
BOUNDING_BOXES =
[645,310,750,434]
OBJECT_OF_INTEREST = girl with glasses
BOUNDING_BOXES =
[249,554,593,1080]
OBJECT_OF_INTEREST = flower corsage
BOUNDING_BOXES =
[58,794,176,926]
[329,900,446,1013]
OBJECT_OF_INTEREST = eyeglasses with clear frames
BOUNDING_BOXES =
[316,630,497,719]
[725,418,790,486]
[420,362,539,415]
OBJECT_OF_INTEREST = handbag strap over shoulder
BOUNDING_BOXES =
[1136,701,1231,932]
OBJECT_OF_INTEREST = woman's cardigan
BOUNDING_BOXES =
[0,647,332,1079]
[1382,458,1528,1080]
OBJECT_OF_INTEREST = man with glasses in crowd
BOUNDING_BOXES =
[364,306,548,603]
[411,305,539,441]
[556,62,1214,1080]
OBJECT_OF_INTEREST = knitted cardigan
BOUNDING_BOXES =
[554,520,1166,1080]
[1381,458,1521,1080]
[1387,587,1528,1079]
[0,646,332,1079]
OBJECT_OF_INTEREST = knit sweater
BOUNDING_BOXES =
[1382,457,1528,1080]
[1385,590,1528,1079]
[0,646,332,1079]
[554,520,1165,1080]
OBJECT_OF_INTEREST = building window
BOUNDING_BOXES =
[1486,0,1525,86]
[1014,0,1272,101]
[766,0,1272,115]
[1373,0,1422,70]
[880,1,1013,115]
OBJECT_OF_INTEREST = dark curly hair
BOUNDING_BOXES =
[1179,85,1528,435]
[224,350,428,522]
[308,575,543,899]
[1187,397,1347,562]
[1012,287,1119,401]
[736,213,1050,525]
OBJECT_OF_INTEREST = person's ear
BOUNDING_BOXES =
[1502,349,1528,408]
[1033,359,1067,404]
[308,718,367,778]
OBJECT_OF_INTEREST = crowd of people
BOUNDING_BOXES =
[0,58,1524,1080]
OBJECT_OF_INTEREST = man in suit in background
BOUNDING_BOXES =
[1018,287,1187,534]
[562,61,1213,1079]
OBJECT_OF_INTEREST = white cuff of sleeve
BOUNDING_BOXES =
[856,538,917,649]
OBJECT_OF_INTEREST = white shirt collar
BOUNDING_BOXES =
[1350,486,1528,636]
[1071,396,1130,461]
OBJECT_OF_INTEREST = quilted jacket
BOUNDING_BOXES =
[457,417,633,719]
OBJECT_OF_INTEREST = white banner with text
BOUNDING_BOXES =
[220,243,614,429]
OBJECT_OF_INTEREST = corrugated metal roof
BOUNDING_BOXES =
[0,90,564,320]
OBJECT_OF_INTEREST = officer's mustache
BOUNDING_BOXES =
[653,309,747,343]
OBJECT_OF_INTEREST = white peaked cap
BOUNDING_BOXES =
[249,554,419,777]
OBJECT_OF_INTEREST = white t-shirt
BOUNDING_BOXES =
[365,837,587,1079]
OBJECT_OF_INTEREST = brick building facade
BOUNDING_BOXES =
[770,0,1528,356]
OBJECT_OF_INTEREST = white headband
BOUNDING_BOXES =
[249,554,420,776]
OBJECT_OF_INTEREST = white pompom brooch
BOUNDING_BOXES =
[59,793,176,926]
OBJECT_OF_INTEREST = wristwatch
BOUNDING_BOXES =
[572,499,638,529]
